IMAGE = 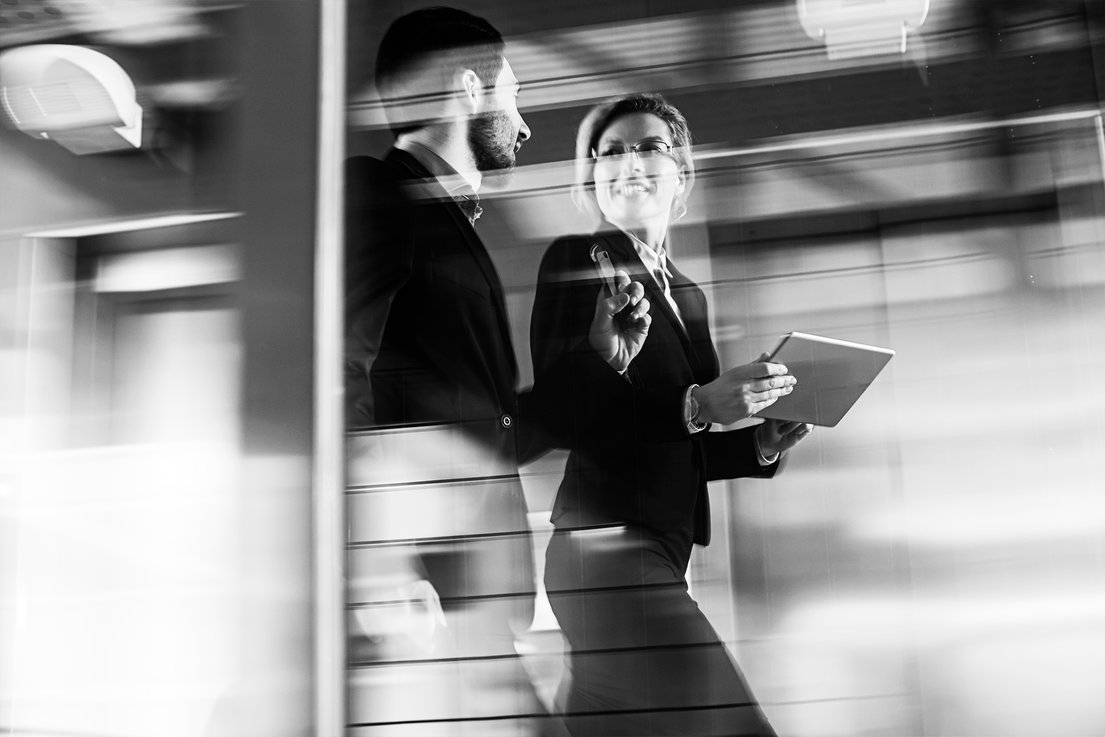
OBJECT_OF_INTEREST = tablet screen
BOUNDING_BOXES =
[755,332,894,427]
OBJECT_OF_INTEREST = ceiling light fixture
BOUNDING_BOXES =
[798,0,931,60]
[0,44,143,154]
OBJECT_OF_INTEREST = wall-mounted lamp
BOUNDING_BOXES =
[0,44,143,155]
[798,0,930,60]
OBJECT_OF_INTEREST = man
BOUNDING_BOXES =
[343,8,651,734]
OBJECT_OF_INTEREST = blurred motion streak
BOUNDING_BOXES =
[2,215,254,736]
[0,1,328,736]
[345,425,549,735]
[350,2,1100,128]
[0,0,1102,736]
[343,2,1105,734]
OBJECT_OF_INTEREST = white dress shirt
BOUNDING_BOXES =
[625,232,683,328]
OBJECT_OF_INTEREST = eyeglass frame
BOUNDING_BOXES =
[590,138,678,162]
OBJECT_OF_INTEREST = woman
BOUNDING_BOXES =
[530,93,811,736]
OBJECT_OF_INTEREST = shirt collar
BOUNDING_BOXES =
[395,139,483,224]
[623,230,672,278]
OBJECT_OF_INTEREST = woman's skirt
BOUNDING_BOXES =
[544,524,777,737]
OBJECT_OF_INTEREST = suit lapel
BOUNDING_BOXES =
[387,149,518,375]
[597,230,702,368]
[599,231,685,330]
[666,261,721,379]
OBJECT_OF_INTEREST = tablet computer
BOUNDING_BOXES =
[754,332,894,427]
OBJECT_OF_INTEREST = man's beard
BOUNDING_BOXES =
[468,110,518,173]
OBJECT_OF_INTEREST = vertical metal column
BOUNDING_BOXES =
[237,1,322,734]
[314,0,348,734]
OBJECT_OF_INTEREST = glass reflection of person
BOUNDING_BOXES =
[344,8,651,734]
[531,94,813,736]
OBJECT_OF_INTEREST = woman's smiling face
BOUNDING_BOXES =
[592,112,687,243]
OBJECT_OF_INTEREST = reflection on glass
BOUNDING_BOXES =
[347,2,1105,735]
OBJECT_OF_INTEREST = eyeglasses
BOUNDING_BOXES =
[591,139,676,162]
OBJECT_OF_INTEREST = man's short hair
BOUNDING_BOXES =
[375,7,505,136]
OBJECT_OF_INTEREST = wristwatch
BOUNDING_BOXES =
[684,384,709,433]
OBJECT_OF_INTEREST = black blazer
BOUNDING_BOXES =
[530,230,778,547]
[345,148,549,608]
[344,149,534,459]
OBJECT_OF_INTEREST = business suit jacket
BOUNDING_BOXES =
[345,148,546,610]
[530,229,778,552]
[345,149,523,446]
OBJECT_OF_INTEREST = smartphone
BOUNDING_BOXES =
[589,244,619,296]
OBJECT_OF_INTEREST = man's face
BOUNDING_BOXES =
[468,58,531,173]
